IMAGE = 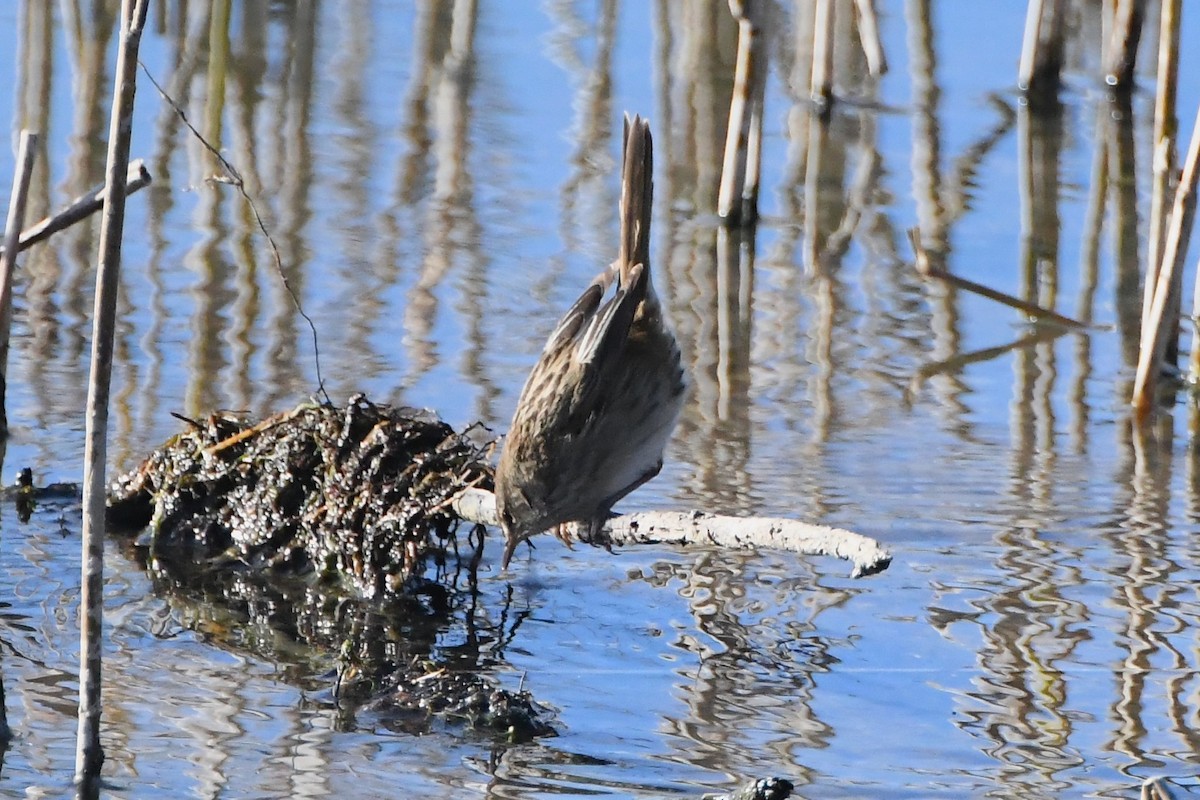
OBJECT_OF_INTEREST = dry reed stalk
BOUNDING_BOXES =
[810,0,835,111]
[718,0,761,224]
[76,0,150,790]
[1019,0,1049,90]
[0,130,38,746]
[1018,0,1067,102]
[909,228,1086,328]
[1133,103,1200,415]
[789,0,815,98]
[1104,0,1146,90]
[852,0,887,76]
[0,131,38,438]
[741,9,767,227]
[1141,0,1181,336]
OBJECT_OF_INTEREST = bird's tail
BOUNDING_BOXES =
[618,114,653,298]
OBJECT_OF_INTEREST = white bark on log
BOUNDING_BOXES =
[452,488,891,578]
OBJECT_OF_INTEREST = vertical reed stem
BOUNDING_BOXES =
[852,0,887,76]
[742,22,766,225]
[1104,0,1146,90]
[75,0,150,791]
[1142,0,1181,336]
[811,0,835,111]
[1019,0,1066,103]
[719,0,767,226]
[1134,103,1200,415]
[719,2,756,224]
[0,130,38,749]
[0,131,39,440]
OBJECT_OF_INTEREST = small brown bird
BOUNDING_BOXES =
[495,114,686,569]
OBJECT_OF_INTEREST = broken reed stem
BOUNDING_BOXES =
[1104,0,1145,90]
[1018,0,1048,91]
[719,0,767,226]
[741,95,764,227]
[76,0,150,790]
[851,0,887,76]
[1134,102,1200,415]
[742,12,767,226]
[1144,138,1175,332]
[1018,0,1066,102]
[718,3,756,224]
[810,0,835,111]
[0,131,39,439]
[1142,0,1181,350]
[907,228,1086,329]
[0,160,150,259]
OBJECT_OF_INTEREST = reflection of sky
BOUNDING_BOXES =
[2,2,1200,798]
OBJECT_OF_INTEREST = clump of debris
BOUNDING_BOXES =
[108,394,493,598]
[104,395,555,740]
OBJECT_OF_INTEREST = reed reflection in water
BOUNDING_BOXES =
[2,0,1200,797]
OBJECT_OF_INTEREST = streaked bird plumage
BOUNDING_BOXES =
[495,114,687,569]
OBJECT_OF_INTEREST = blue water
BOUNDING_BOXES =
[2,1,1200,797]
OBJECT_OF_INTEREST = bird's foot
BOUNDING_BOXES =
[579,517,614,553]
[552,523,576,550]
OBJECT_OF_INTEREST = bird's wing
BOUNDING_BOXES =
[542,265,617,355]
[574,262,643,368]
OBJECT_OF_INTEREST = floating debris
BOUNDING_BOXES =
[704,777,794,800]
[108,395,493,599]
[365,665,556,742]
[104,396,556,738]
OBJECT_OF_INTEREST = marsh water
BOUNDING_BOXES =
[3,1,1200,797]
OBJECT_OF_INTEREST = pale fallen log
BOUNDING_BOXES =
[452,488,892,578]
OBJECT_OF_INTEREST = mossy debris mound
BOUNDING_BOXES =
[107,394,494,598]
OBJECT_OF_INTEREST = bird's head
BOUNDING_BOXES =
[494,475,541,569]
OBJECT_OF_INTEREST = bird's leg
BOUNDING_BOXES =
[581,459,664,550]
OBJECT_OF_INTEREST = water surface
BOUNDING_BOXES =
[2,1,1200,797]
